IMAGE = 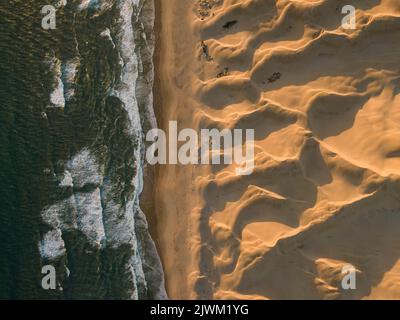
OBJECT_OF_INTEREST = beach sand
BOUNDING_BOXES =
[153,0,400,299]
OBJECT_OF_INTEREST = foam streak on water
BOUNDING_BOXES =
[37,0,166,299]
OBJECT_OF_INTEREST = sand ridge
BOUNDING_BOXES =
[154,0,400,299]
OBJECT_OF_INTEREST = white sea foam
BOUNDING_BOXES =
[59,170,73,188]
[74,189,106,247]
[39,202,67,261]
[45,56,65,109]
[77,0,92,11]
[112,1,142,137]
[39,149,106,257]
[67,149,105,247]
[104,0,166,299]
[61,59,79,101]
[42,203,64,229]
[40,190,106,251]
[67,148,102,189]
[39,229,66,260]
[45,54,78,107]
[100,28,116,49]
[50,74,65,108]
[101,190,136,248]
[78,0,114,16]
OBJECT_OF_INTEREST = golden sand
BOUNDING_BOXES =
[153,0,400,299]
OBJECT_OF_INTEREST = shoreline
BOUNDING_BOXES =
[140,0,162,254]
[140,0,164,281]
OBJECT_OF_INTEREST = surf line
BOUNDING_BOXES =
[146,121,255,175]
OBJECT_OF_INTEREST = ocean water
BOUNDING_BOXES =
[0,0,165,299]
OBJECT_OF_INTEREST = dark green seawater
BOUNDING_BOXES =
[0,0,165,299]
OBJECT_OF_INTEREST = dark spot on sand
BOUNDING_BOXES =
[267,72,281,83]
[217,67,229,78]
[200,40,213,61]
[223,20,238,29]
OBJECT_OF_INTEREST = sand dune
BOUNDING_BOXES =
[154,0,400,299]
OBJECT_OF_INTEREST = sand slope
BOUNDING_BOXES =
[155,0,400,299]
